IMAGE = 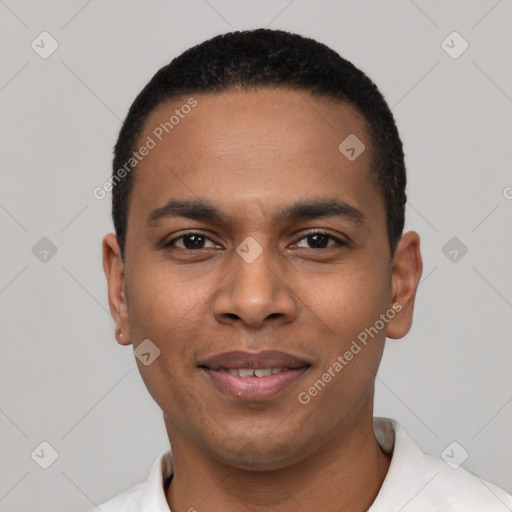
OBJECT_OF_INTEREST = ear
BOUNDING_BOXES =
[102,233,132,345]
[386,231,423,340]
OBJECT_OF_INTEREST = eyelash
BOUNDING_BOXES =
[164,230,347,251]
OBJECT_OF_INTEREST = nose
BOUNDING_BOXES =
[212,242,297,330]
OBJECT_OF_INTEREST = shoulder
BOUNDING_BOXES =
[85,482,144,512]
[83,449,172,512]
[420,451,512,510]
[371,417,512,511]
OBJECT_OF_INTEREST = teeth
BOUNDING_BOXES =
[254,368,272,377]
[223,368,286,377]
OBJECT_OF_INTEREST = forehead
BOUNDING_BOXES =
[140,88,371,161]
[128,88,380,229]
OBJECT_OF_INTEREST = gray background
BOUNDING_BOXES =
[1,0,511,510]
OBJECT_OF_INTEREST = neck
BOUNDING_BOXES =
[164,414,391,512]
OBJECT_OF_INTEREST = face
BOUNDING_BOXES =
[103,88,422,470]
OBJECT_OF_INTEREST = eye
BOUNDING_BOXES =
[163,230,347,252]
[164,231,218,250]
[293,230,347,250]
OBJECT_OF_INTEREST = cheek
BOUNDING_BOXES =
[301,259,391,341]
[126,270,203,415]
[297,267,389,416]
[125,267,207,401]
[298,260,391,402]
[126,262,205,336]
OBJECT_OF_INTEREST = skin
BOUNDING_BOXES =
[103,88,423,512]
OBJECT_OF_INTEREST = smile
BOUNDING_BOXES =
[200,365,311,400]
[219,367,290,377]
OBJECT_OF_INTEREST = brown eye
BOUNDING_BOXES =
[294,231,346,249]
[165,232,217,250]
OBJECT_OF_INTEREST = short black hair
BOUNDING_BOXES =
[112,28,406,261]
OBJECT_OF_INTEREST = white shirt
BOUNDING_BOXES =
[88,417,512,511]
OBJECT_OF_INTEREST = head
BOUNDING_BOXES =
[103,29,422,470]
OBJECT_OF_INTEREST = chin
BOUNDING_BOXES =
[212,437,301,472]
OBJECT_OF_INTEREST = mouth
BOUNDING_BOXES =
[197,350,311,401]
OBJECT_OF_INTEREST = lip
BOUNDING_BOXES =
[201,366,310,401]
[197,349,310,370]
[198,350,311,401]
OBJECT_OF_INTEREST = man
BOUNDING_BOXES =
[97,29,512,511]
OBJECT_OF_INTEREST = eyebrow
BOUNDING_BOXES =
[146,197,366,228]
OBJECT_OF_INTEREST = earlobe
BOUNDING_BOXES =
[102,233,132,346]
[386,231,423,340]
